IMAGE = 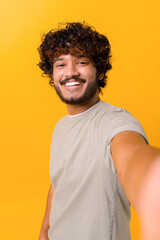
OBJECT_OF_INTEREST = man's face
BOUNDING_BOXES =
[52,54,99,105]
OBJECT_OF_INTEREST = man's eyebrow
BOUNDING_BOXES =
[53,55,89,63]
[53,58,64,63]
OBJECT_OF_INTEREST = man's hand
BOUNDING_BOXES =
[39,229,49,240]
[39,185,54,240]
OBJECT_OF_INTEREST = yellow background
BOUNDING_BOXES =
[0,0,160,239]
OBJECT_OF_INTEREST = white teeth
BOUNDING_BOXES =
[65,82,80,86]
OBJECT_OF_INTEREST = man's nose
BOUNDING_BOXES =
[65,63,79,78]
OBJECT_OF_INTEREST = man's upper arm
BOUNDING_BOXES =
[110,131,152,210]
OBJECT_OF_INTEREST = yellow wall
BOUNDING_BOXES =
[1,0,160,239]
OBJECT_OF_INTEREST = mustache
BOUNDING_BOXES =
[60,76,86,85]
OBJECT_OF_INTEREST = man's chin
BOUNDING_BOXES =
[60,96,86,105]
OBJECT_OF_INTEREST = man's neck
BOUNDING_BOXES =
[66,95,100,116]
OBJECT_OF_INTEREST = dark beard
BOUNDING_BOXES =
[53,79,98,105]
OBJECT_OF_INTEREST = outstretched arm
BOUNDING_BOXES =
[111,131,160,210]
[138,159,160,240]
[111,131,160,239]
[39,185,54,240]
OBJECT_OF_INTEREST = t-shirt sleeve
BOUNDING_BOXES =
[104,109,149,174]
[107,110,149,145]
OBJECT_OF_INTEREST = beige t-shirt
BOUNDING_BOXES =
[48,101,148,240]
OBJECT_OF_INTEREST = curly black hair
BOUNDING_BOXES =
[37,22,112,92]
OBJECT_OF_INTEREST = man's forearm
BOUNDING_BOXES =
[111,131,160,239]
[138,159,160,240]
[111,131,160,211]
[39,185,54,240]
[123,144,160,210]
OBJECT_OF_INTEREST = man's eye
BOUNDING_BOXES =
[56,64,65,68]
[78,61,88,65]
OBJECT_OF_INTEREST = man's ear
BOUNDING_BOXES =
[99,73,104,80]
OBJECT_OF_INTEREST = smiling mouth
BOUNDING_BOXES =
[60,77,86,86]
[64,81,81,86]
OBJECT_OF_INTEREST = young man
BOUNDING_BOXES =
[38,22,160,240]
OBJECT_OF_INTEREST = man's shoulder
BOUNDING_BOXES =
[55,114,68,127]
[98,101,128,116]
[98,101,141,130]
